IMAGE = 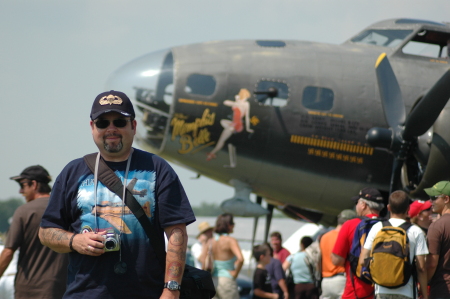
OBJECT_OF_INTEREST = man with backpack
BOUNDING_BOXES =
[331,187,384,299]
[359,190,429,299]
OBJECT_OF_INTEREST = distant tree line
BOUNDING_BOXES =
[0,198,24,233]
[192,202,223,216]
[0,199,287,234]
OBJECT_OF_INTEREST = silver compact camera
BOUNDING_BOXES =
[102,229,120,252]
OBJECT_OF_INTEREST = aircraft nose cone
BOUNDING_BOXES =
[106,48,175,153]
[105,48,172,101]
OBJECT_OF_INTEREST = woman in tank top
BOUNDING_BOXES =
[201,213,244,299]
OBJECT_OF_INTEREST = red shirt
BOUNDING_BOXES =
[332,214,378,299]
[273,247,290,264]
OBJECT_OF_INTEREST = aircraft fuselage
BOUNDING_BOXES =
[108,18,450,222]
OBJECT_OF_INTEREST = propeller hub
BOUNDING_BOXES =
[366,127,393,149]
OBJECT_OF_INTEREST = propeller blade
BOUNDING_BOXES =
[375,53,406,129]
[390,157,403,194]
[403,68,450,139]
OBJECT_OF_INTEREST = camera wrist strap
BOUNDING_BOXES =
[83,152,166,271]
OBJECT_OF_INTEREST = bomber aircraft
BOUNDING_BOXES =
[106,18,450,227]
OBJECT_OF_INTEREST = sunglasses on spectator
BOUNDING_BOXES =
[94,119,131,129]
[19,181,31,189]
[431,195,445,200]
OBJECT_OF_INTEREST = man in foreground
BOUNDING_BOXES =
[39,90,196,299]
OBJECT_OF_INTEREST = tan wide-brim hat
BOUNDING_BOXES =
[197,221,214,238]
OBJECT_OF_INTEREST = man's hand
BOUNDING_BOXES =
[72,231,106,256]
[39,227,106,255]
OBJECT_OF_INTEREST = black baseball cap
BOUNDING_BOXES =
[351,187,383,203]
[10,165,51,184]
[90,90,135,120]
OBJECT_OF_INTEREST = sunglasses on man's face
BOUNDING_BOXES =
[431,195,445,200]
[19,181,30,189]
[94,119,131,129]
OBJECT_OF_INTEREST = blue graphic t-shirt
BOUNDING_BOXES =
[41,148,196,299]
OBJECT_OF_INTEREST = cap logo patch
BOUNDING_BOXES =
[99,94,123,106]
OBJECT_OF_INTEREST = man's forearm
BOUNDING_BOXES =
[0,248,14,277]
[416,256,428,299]
[359,248,370,269]
[426,254,439,283]
[165,225,187,281]
[162,224,187,299]
[278,278,288,294]
[39,227,72,253]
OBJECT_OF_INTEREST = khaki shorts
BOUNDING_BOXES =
[213,276,239,299]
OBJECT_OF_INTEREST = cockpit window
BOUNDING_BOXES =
[351,29,413,47]
[255,80,289,107]
[402,30,450,58]
[134,51,173,113]
[302,86,334,111]
[185,74,216,96]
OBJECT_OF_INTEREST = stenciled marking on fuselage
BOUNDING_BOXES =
[178,98,219,107]
[429,59,448,64]
[307,111,344,118]
[170,108,216,154]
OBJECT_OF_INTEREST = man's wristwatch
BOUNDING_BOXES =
[164,280,181,291]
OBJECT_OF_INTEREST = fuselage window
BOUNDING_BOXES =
[255,80,289,107]
[302,86,334,111]
[401,30,450,59]
[351,29,413,47]
[185,74,216,96]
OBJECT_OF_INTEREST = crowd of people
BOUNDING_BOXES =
[244,185,449,299]
[1,90,450,299]
[272,185,450,299]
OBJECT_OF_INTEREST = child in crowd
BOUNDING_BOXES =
[252,244,279,299]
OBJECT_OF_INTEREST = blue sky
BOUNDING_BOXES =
[1,1,449,206]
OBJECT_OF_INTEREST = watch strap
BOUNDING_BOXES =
[164,281,181,290]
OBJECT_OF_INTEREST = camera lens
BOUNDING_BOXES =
[105,239,116,250]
